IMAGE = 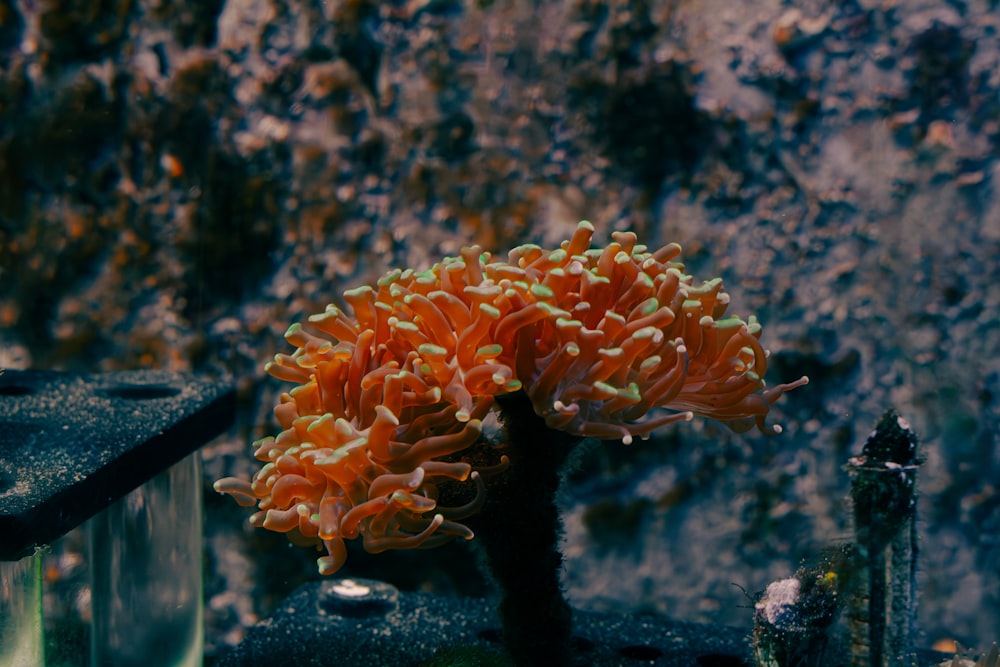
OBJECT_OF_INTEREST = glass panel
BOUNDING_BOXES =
[87,454,204,667]
[0,551,43,667]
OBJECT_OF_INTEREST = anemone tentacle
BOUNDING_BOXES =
[215,221,807,575]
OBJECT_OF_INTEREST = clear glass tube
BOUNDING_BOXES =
[0,551,43,667]
[87,453,204,667]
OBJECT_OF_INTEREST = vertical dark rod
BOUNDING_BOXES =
[867,548,888,667]
[887,502,918,661]
[847,410,920,667]
[475,392,579,666]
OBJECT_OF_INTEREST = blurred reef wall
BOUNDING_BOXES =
[1,0,998,655]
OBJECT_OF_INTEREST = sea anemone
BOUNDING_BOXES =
[215,221,807,575]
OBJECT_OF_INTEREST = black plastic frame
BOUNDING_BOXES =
[0,369,235,560]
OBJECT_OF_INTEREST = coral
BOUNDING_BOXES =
[215,221,807,575]
[939,644,999,667]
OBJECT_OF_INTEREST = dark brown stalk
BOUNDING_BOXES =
[473,391,580,666]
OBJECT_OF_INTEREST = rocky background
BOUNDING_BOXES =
[1,0,998,660]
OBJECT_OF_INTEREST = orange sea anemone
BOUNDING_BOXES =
[215,221,807,575]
